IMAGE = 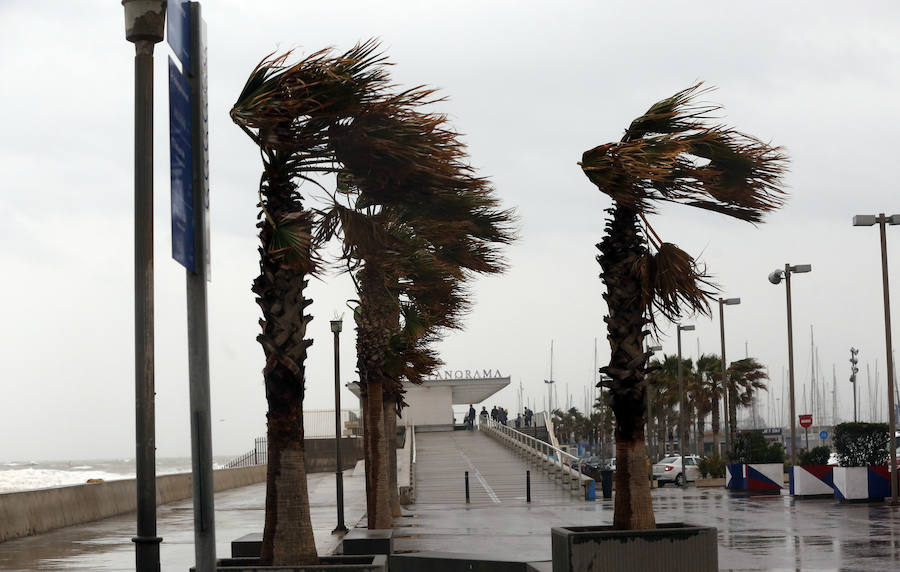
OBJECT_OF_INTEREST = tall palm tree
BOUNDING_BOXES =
[725,357,769,444]
[320,76,515,527]
[580,84,788,530]
[696,353,724,454]
[694,353,721,454]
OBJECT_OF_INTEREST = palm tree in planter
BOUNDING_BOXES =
[579,84,788,530]
[230,42,402,565]
[321,95,515,527]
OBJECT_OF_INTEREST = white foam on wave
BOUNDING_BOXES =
[0,468,131,494]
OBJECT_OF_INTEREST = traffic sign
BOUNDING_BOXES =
[799,414,813,428]
[168,57,194,272]
[819,430,829,440]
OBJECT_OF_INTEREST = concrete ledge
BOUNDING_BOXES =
[343,529,393,555]
[390,551,536,571]
[696,477,725,488]
[0,465,267,543]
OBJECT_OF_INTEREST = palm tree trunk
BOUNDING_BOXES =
[598,204,655,530]
[364,381,392,528]
[255,171,317,565]
[383,393,402,517]
[728,386,738,446]
[357,262,395,530]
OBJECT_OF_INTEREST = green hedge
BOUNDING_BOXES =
[833,422,889,467]
[729,431,785,464]
[698,454,726,478]
[797,445,831,466]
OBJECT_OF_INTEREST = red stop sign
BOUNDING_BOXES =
[799,414,813,428]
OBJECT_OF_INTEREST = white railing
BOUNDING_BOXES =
[480,417,592,499]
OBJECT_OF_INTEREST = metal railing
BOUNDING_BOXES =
[224,437,268,468]
[481,417,592,498]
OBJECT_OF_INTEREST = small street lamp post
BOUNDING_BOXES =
[768,263,812,466]
[330,317,348,533]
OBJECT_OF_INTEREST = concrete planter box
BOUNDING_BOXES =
[726,463,783,492]
[725,463,745,490]
[696,477,725,488]
[789,465,834,497]
[833,466,894,501]
[551,523,718,572]
[195,555,387,571]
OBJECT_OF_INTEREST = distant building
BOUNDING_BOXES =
[348,369,510,431]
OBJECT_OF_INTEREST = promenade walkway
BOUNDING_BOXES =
[413,429,576,506]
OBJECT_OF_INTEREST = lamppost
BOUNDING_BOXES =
[768,263,812,466]
[677,324,694,484]
[122,2,166,571]
[330,317,348,533]
[718,297,740,455]
[645,344,662,458]
[849,347,859,422]
[853,213,899,505]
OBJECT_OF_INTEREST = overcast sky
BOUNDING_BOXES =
[2,1,900,461]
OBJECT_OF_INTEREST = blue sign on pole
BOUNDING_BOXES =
[166,0,191,69]
[168,57,194,272]
[819,430,829,441]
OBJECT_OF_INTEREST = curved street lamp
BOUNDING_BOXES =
[769,263,811,466]
[853,213,899,505]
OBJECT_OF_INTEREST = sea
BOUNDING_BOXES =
[0,456,234,494]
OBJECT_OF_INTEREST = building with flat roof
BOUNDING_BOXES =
[349,369,510,431]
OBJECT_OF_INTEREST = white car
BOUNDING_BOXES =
[652,455,702,486]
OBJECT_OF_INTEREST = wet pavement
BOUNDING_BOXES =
[3,431,900,570]
[0,469,367,571]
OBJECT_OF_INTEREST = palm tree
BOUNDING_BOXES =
[319,72,515,527]
[230,43,393,565]
[579,84,788,530]
[696,353,724,454]
[725,357,769,444]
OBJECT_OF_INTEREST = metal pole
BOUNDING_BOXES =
[465,471,470,503]
[132,39,161,572]
[786,264,798,466]
[677,327,686,483]
[719,299,727,456]
[332,323,347,532]
[878,215,898,505]
[186,4,215,569]
[526,470,532,502]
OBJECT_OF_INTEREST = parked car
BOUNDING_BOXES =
[652,455,702,486]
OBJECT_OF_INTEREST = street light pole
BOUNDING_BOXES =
[769,263,811,466]
[853,213,899,505]
[122,2,166,571]
[331,317,348,533]
[677,324,694,485]
[718,298,740,456]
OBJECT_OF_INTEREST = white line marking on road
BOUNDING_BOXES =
[458,449,501,504]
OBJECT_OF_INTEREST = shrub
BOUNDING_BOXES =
[729,431,785,464]
[833,422,889,467]
[797,445,831,466]
[698,454,726,478]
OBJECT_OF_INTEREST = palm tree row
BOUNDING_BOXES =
[646,353,768,459]
[231,41,514,564]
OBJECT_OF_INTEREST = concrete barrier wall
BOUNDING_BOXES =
[0,465,267,543]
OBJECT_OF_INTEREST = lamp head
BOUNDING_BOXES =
[768,269,784,285]
[853,215,877,227]
[122,0,167,44]
[679,324,695,332]
[722,297,741,305]
[790,264,812,274]
[330,318,343,333]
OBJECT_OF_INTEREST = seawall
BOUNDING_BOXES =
[0,465,267,543]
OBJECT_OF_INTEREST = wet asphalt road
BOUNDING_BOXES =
[2,430,900,570]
